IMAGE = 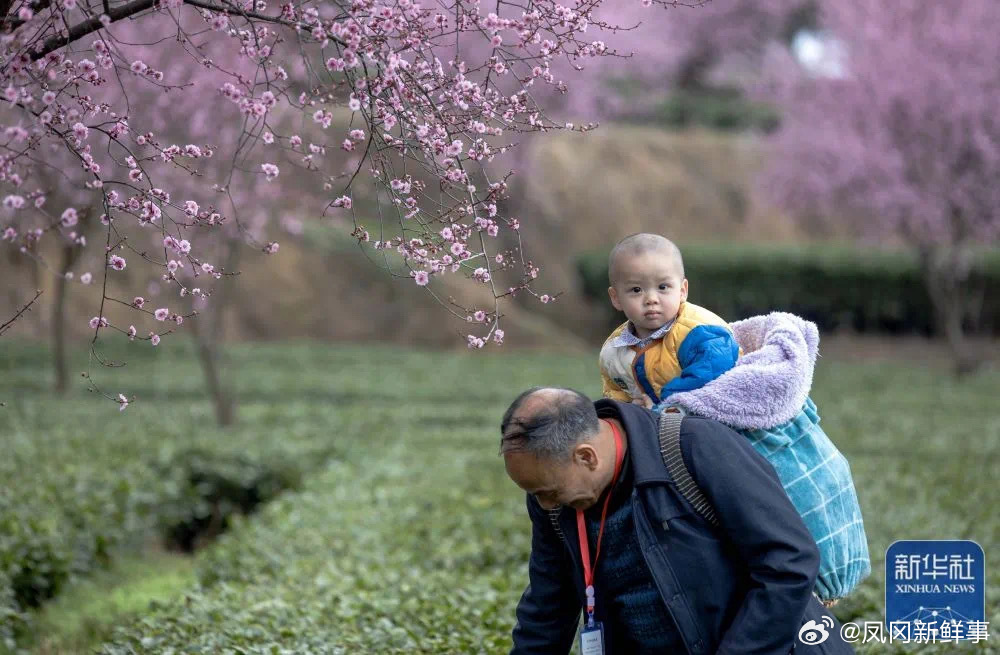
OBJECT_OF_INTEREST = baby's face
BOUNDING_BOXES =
[608,251,688,339]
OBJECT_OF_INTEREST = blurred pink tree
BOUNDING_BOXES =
[759,1,1000,372]
[541,0,812,124]
[0,0,680,407]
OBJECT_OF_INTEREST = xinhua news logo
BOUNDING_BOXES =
[798,539,990,647]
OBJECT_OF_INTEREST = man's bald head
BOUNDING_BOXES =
[500,387,600,459]
[608,233,684,286]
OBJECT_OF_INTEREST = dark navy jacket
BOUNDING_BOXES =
[510,400,854,654]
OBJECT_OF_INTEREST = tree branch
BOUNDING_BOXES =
[2,0,51,31]
[28,0,334,61]
[0,289,43,336]
[31,0,157,61]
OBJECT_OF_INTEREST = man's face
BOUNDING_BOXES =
[504,447,603,511]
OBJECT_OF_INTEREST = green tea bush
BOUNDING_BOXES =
[0,342,351,644]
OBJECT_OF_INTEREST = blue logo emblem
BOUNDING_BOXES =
[885,540,986,642]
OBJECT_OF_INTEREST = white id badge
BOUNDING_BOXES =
[579,622,605,655]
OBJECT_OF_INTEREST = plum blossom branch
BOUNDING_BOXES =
[0,288,41,335]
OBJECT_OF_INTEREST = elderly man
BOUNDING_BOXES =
[501,387,853,655]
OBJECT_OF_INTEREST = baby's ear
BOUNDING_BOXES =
[608,286,622,311]
[680,279,689,302]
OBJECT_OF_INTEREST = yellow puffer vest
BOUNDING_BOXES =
[599,302,733,403]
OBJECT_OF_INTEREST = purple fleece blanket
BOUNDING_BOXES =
[665,312,820,431]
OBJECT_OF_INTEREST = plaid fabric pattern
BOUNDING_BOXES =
[606,318,675,350]
[739,397,871,600]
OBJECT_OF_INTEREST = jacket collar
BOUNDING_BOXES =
[594,399,673,486]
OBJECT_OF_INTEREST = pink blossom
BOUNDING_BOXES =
[61,207,78,227]
[413,270,429,286]
[72,122,89,141]
[150,333,160,346]
[261,163,279,180]
[493,329,505,345]
[264,241,279,254]
[88,316,108,329]
[154,308,169,321]
[450,242,465,256]
[184,200,199,216]
[333,196,353,209]
[118,394,129,412]
[540,294,551,304]
[473,310,486,322]
[2,227,16,241]
[108,254,127,271]
[132,296,144,308]
[127,325,137,339]
[80,272,92,285]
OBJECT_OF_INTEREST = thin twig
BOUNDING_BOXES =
[0,289,43,336]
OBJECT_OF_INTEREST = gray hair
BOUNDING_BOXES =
[499,387,600,459]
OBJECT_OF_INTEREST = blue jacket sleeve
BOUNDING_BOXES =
[660,325,739,398]
[510,498,581,655]
[681,417,820,655]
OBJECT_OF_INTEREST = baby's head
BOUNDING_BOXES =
[607,233,689,339]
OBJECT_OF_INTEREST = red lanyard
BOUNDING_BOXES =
[576,418,625,623]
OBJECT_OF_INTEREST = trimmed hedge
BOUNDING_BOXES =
[656,87,780,133]
[0,435,316,646]
[577,244,1000,335]
[0,342,348,647]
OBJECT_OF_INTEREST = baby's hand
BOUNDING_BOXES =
[631,395,654,409]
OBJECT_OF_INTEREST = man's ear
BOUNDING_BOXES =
[679,278,689,303]
[608,286,622,311]
[573,443,600,471]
